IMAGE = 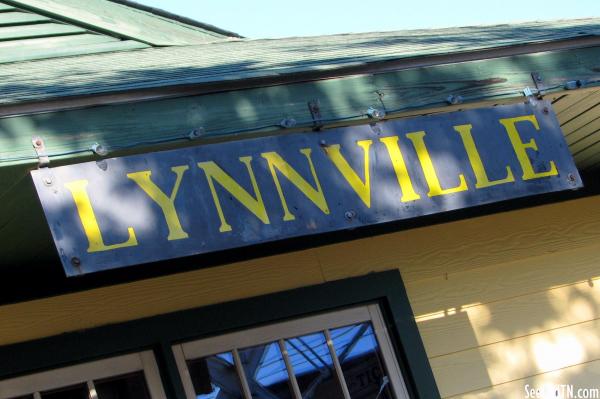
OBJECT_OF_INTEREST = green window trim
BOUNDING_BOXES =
[0,270,440,399]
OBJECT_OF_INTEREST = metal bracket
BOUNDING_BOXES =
[531,72,545,98]
[308,100,323,131]
[31,136,49,168]
[366,107,386,119]
[522,87,539,106]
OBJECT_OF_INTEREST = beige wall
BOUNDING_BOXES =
[1,195,600,397]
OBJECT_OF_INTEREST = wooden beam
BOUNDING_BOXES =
[1,45,599,169]
[0,34,147,63]
[0,11,49,25]
[0,3,16,12]
[0,22,85,41]
[3,35,600,111]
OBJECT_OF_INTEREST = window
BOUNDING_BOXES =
[0,351,166,399]
[0,271,438,398]
[173,304,410,399]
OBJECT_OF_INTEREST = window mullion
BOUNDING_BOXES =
[232,348,253,399]
[367,304,410,399]
[87,380,98,399]
[278,339,302,399]
[171,345,197,399]
[324,329,351,399]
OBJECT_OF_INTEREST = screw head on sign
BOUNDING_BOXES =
[43,176,53,186]
[344,210,357,220]
[446,95,464,105]
[367,107,386,120]
[90,143,108,156]
[279,118,297,129]
[190,130,200,139]
[71,257,81,267]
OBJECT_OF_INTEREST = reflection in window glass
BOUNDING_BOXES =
[285,332,344,399]
[187,352,244,399]
[40,384,89,399]
[239,342,293,399]
[330,323,393,399]
[94,371,151,399]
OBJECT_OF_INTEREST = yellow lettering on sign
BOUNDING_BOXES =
[325,140,373,208]
[499,115,558,180]
[198,157,269,233]
[454,124,515,188]
[379,136,421,202]
[261,149,329,221]
[127,166,189,241]
[406,130,468,197]
[64,180,138,253]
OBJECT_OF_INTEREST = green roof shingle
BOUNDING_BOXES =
[0,0,238,65]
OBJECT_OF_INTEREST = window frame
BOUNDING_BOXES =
[173,304,410,399]
[0,270,440,399]
[0,350,166,399]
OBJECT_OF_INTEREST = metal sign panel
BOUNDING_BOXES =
[32,101,582,276]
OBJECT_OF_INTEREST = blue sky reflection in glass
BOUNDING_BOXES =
[239,342,294,398]
[285,332,344,399]
[330,323,393,399]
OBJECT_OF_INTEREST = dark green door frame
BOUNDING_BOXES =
[0,270,440,398]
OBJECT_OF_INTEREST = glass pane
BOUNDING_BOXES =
[8,396,34,399]
[187,352,244,399]
[285,332,344,399]
[239,342,293,399]
[41,384,89,399]
[94,371,150,399]
[330,322,394,399]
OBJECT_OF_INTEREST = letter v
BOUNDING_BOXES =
[325,140,373,208]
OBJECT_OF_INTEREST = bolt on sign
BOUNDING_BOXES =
[32,101,582,276]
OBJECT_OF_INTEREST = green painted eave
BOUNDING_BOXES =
[1,23,600,170]
[1,44,600,171]
[1,18,600,104]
